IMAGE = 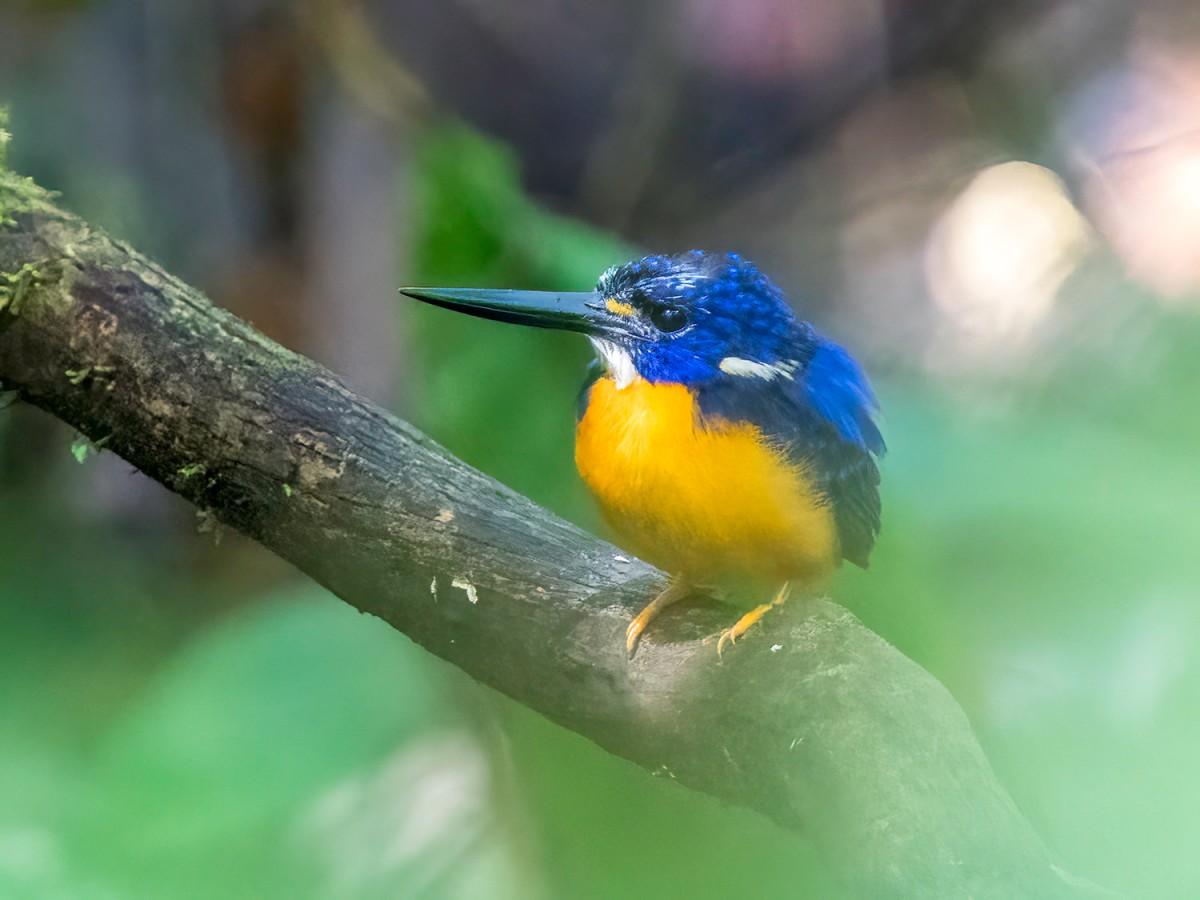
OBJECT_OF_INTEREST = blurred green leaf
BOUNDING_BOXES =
[69,592,430,895]
[405,126,633,521]
[69,434,93,464]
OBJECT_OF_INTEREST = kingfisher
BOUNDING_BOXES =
[401,251,884,657]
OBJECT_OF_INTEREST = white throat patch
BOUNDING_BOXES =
[589,338,639,389]
[718,356,799,381]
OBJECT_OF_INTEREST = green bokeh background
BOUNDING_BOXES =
[3,124,1200,899]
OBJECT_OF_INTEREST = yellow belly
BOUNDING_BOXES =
[575,376,837,585]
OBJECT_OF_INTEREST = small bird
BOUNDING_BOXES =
[401,251,884,657]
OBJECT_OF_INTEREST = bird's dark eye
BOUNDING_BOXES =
[649,305,688,333]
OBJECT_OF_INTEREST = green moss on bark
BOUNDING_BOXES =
[0,119,72,326]
[0,113,58,229]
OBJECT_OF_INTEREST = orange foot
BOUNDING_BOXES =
[626,578,690,658]
[717,582,791,657]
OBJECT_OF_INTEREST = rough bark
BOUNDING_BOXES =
[0,171,1110,899]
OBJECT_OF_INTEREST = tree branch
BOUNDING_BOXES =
[0,172,1108,898]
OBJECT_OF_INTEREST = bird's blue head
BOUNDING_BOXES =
[401,251,813,388]
[587,251,810,387]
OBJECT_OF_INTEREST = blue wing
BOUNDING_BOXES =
[695,341,885,568]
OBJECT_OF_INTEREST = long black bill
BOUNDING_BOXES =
[399,287,625,338]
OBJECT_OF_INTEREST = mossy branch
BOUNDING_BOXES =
[0,167,1112,899]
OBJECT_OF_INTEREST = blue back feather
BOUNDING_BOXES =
[694,351,884,568]
[804,341,886,455]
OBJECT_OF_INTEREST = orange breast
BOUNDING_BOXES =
[575,376,837,585]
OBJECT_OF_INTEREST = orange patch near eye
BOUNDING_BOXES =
[605,298,636,317]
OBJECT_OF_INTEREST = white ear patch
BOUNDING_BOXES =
[589,338,639,389]
[719,356,799,381]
